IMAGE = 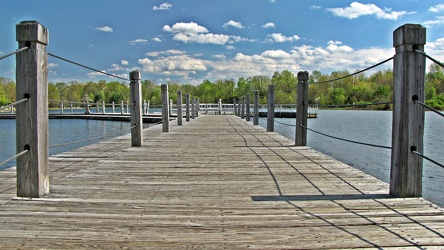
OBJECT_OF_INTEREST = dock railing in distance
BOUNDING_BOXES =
[16,21,49,198]
[296,71,309,146]
[129,70,143,147]
[267,84,275,132]
[177,91,183,126]
[161,84,169,132]
[390,24,426,198]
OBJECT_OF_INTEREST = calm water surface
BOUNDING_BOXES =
[259,110,443,207]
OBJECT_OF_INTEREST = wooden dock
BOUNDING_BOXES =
[0,115,443,249]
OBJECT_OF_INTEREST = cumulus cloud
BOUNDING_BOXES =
[223,20,245,29]
[138,53,207,76]
[424,16,444,27]
[268,33,300,42]
[327,2,413,20]
[152,37,163,42]
[95,26,113,32]
[129,39,148,45]
[153,3,172,11]
[121,60,129,65]
[163,22,246,45]
[310,5,322,10]
[429,4,444,12]
[48,63,58,68]
[261,22,275,28]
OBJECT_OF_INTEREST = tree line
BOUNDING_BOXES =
[1,63,443,110]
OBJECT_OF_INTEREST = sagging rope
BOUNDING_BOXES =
[415,50,444,69]
[48,52,130,82]
[0,149,28,168]
[411,150,444,169]
[413,99,444,119]
[0,98,28,112]
[0,47,29,61]
[309,56,394,85]
[302,124,392,150]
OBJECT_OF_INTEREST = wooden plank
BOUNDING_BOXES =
[0,115,442,248]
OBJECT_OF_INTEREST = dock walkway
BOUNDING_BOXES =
[0,115,443,248]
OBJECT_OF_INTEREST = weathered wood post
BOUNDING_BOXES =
[96,102,99,113]
[129,70,143,146]
[169,99,173,116]
[241,96,245,119]
[70,102,73,113]
[237,97,241,117]
[246,94,251,122]
[253,90,259,125]
[146,101,150,114]
[218,99,222,115]
[296,71,309,146]
[143,100,147,114]
[196,98,200,117]
[191,96,195,119]
[60,102,64,114]
[233,99,237,116]
[112,101,115,113]
[390,24,426,198]
[186,94,190,122]
[267,85,275,132]
[126,101,129,114]
[177,90,183,125]
[16,21,49,198]
[102,101,106,114]
[161,84,170,132]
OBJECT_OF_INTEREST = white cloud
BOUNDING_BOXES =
[163,22,246,45]
[152,37,163,42]
[429,4,444,12]
[261,50,291,59]
[48,63,58,68]
[153,3,172,11]
[424,16,444,27]
[226,45,235,50]
[327,2,413,20]
[268,33,300,42]
[138,54,207,76]
[88,70,107,78]
[163,22,208,34]
[146,50,185,57]
[310,5,322,10]
[261,22,275,28]
[129,39,148,45]
[326,40,353,53]
[223,20,245,29]
[95,26,113,32]
[121,60,129,65]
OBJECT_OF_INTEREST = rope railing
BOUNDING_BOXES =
[415,50,444,69]
[0,47,29,61]
[301,124,392,150]
[0,149,28,168]
[0,98,29,112]
[411,149,444,169]
[314,102,392,108]
[48,52,131,82]
[309,57,394,85]
[413,99,444,118]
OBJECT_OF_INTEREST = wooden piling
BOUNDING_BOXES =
[253,90,259,125]
[161,84,169,132]
[246,94,251,122]
[129,70,143,146]
[296,71,309,146]
[15,21,49,198]
[177,91,183,125]
[390,24,426,197]
[267,85,275,132]
[186,94,190,122]
[191,96,195,119]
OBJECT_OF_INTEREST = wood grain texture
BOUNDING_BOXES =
[0,115,443,249]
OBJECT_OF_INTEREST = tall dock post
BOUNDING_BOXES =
[161,84,169,132]
[191,97,195,119]
[296,71,309,146]
[246,94,251,122]
[177,90,183,125]
[267,85,275,132]
[16,21,49,198]
[390,24,426,197]
[253,90,259,125]
[233,99,237,116]
[129,70,143,146]
[186,94,190,122]
[196,98,199,117]
[241,96,245,119]
[237,97,241,117]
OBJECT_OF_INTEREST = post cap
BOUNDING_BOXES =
[129,70,141,80]
[16,21,49,45]
[393,24,426,47]
[297,71,309,80]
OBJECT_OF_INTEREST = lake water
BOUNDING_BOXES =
[258,110,443,207]
[1,110,443,207]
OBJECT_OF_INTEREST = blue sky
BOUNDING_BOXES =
[0,0,443,85]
